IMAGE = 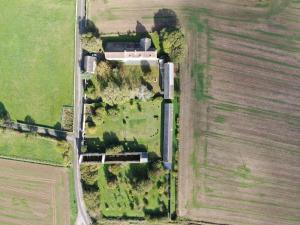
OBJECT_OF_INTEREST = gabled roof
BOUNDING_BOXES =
[164,63,174,100]
[84,56,97,74]
[163,103,173,169]
[104,38,157,61]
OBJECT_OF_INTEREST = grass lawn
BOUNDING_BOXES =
[86,98,162,157]
[97,163,168,218]
[0,0,74,126]
[0,129,71,166]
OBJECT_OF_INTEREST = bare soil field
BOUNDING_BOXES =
[0,159,70,225]
[178,1,300,225]
[88,0,272,33]
[87,0,300,224]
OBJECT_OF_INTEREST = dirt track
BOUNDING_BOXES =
[88,0,268,34]
[0,159,70,225]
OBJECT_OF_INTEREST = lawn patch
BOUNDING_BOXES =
[97,163,168,218]
[86,98,162,157]
[0,0,74,126]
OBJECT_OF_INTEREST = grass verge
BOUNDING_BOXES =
[0,129,71,166]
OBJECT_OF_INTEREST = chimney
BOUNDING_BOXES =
[140,38,151,51]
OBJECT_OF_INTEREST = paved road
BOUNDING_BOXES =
[73,0,92,224]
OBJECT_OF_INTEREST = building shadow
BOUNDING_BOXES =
[136,20,148,35]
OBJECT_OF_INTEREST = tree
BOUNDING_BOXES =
[136,85,153,101]
[96,61,112,79]
[101,83,133,106]
[106,145,124,154]
[160,28,185,62]
[81,164,99,186]
[81,32,102,52]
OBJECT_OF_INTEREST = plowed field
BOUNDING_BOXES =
[0,159,70,225]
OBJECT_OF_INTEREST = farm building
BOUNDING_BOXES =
[104,38,157,61]
[163,103,173,170]
[84,55,97,74]
[163,62,174,100]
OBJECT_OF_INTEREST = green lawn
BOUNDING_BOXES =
[0,130,71,166]
[0,0,74,126]
[86,98,162,157]
[97,163,168,218]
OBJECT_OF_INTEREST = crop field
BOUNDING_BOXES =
[0,129,71,166]
[85,98,162,157]
[0,158,70,225]
[178,1,300,225]
[0,0,74,126]
[89,0,300,224]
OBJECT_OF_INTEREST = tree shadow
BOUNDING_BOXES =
[53,122,62,130]
[143,205,167,219]
[126,163,149,185]
[153,8,179,32]
[85,137,105,153]
[84,133,148,154]
[78,16,100,37]
[141,60,151,74]
[141,77,153,92]
[53,122,67,140]
[103,131,120,147]
[23,115,38,132]
[0,102,10,122]
[24,115,35,125]
[123,137,147,152]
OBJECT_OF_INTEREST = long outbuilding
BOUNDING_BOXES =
[163,102,173,169]
[163,62,174,100]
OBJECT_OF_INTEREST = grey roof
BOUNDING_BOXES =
[163,103,173,169]
[84,56,97,74]
[164,63,174,100]
[104,38,157,60]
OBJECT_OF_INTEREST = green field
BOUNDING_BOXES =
[86,98,162,157]
[0,0,74,126]
[0,130,71,166]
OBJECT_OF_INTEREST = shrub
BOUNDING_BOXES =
[81,32,102,52]
[106,145,124,154]
[81,164,100,186]
[97,61,112,80]
[150,31,161,53]
[160,28,185,62]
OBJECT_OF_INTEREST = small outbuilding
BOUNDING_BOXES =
[163,103,173,170]
[163,62,174,100]
[84,55,97,74]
